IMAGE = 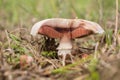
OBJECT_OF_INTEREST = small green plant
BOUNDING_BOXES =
[105,29,113,45]
[41,51,57,58]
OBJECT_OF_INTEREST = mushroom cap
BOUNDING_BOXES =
[30,18,104,38]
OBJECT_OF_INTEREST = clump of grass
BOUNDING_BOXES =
[86,58,100,80]
[4,33,32,65]
[105,29,113,45]
[52,54,93,74]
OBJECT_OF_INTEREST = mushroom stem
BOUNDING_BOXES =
[57,33,73,66]
[57,33,72,49]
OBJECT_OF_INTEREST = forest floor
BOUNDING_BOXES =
[0,0,120,80]
[0,19,120,80]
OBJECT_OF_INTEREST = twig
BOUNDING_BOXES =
[94,42,99,59]
[78,47,94,50]
[45,59,57,68]
[97,0,103,23]
[114,0,118,36]
[0,47,3,65]
[5,30,11,47]
[113,0,119,46]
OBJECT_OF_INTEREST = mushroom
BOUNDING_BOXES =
[30,18,104,66]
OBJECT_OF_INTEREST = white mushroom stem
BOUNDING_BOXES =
[57,33,73,66]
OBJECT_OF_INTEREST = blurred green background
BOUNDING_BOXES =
[0,0,119,30]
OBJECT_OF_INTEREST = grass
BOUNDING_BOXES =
[52,54,93,74]
[0,0,120,80]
